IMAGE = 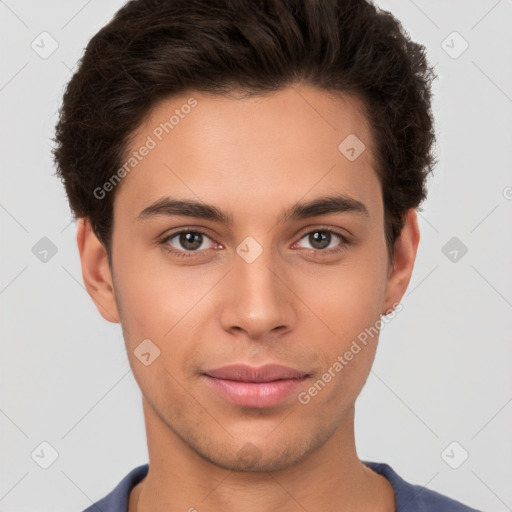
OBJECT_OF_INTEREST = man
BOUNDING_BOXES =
[53,0,482,510]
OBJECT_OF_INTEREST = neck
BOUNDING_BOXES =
[131,398,395,512]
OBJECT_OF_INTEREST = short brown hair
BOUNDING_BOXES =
[53,0,436,263]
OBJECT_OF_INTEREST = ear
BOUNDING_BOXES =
[76,217,120,323]
[381,208,420,315]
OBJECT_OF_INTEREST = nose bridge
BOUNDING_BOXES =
[219,237,294,338]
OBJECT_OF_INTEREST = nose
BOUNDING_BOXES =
[218,247,296,341]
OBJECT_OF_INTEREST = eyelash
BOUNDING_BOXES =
[158,227,351,259]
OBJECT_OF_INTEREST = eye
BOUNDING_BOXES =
[293,228,350,254]
[160,229,220,258]
[159,227,351,260]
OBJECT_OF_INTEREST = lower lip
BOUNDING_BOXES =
[203,375,309,408]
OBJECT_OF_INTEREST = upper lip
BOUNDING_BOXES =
[204,364,309,383]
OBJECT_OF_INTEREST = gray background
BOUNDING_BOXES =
[1,1,511,510]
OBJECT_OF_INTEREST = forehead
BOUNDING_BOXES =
[113,85,381,223]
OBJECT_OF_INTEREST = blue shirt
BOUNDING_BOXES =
[82,461,482,511]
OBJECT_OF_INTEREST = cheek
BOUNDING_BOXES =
[308,255,386,337]
[112,258,224,401]
[303,245,387,386]
[112,243,216,338]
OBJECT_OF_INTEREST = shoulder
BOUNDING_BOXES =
[81,464,149,512]
[364,461,483,512]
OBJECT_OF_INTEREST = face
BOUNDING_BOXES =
[79,84,417,472]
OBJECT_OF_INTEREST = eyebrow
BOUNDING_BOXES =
[136,194,369,225]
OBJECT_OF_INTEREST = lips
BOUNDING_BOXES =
[205,364,309,382]
[203,364,310,408]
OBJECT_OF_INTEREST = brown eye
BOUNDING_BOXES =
[296,229,348,253]
[308,231,331,250]
[178,232,203,251]
[160,229,218,258]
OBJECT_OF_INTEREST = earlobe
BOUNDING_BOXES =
[76,217,121,323]
[381,209,420,315]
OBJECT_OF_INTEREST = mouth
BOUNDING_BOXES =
[202,364,310,408]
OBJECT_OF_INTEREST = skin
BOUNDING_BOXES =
[77,84,420,512]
